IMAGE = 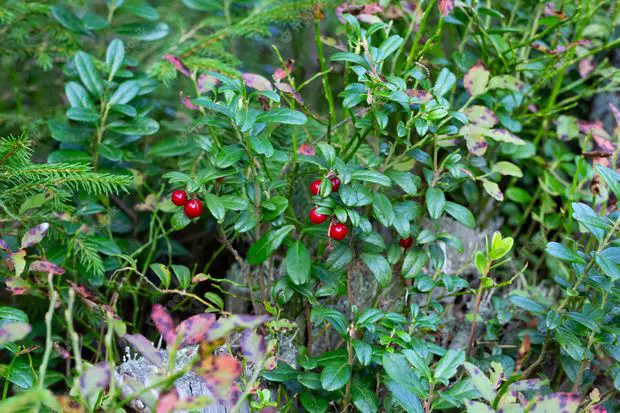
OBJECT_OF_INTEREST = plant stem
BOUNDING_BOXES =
[404,0,438,70]
[466,282,484,356]
[314,19,336,143]
[93,103,110,170]
[38,272,57,390]
[65,289,83,375]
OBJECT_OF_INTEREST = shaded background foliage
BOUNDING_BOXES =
[0,0,619,412]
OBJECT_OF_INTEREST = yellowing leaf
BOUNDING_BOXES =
[464,61,490,96]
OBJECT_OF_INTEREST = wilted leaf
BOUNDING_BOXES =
[79,362,110,397]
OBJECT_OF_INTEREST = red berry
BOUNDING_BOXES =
[310,179,321,196]
[184,199,203,219]
[400,237,413,249]
[329,223,348,241]
[171,190,188,206]
[216,177,223,183]
[309,207,328,224]
[330,177,341,192]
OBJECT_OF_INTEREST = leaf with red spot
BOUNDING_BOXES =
[488,75,525,92]
[68,281,94,299]
[0,322,31,345]
[163,54,190,77]
[482,179,504,202]
[21,223,49,249]
[486,128,525,146]
[175,313,216,347]
[529,392,580,413]
[5,277,31,295]
[240,329,266,363]
[438,0,454,16]
[156,389,179,413]
[196,354,242,401]
[124,334,164,367]
[298,144,315,156]
[464,106,497,128]
[405,89,432,103]
[151,304,177,345]
[29,260,65,275]
[460,125,488,156]
[79,362,111,397]
[273,68,288,81]
[242,73,273,91]
[205,314,270,342]
[464,61,490,97]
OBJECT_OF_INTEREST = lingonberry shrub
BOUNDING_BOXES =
[0,1,619,412]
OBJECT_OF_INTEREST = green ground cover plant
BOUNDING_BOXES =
[0,0,619,412]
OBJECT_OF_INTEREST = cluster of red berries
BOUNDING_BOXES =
[171,190,203,219]
[308,176,348,241]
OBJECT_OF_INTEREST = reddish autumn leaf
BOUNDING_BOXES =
[182,97,199,110]
[163,54,190,77]
[439,0,454,17]
[298,143,315,156]
[5,277,30,295]
[196,354,242,401]
[175,313,216,346]
[68,281,94,299]
[273,68,288,81]
[151,304,177,345]
[156,388,179,413]
[29,260,65,275]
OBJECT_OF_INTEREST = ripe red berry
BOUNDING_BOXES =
[171,190,188,206]
[400,237,413,249]
[330,177,341,192]
[184,199,203,219]
[329,223,348,241]
[309,179,321,196]
[309,207,328,224]
[216,177,223,183]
